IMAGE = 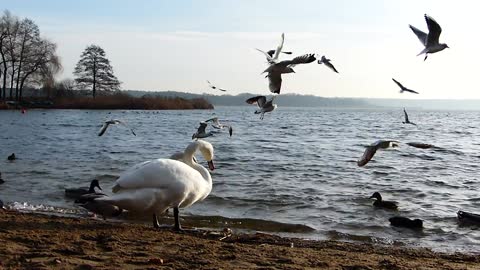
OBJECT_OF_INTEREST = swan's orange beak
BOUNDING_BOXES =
[207,160,215,171]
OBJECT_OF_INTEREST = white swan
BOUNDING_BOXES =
[96,140,215,230]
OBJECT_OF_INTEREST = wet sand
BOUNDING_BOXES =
[0,210,478,270]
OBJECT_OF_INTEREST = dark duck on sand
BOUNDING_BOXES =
[65,179,102,199]
[75,193,123,220]
[389,216,423,229]
[369,192,398,210]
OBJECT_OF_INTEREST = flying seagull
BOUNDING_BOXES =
[317,55,339,73]
[246,95,277,120]
[357,140,399,167]
[409,14,449,61]
[402,108,417,125]
[204,117,233,137]
[207,80,227,92]
[192,122,213,140]
[98,119,136,137]
[255,33,286,64]
[392,78,419,94]
[264,53,317,94]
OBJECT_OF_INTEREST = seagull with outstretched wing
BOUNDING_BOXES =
[246,95,277,120]
[98,119,136,137]
[207,80,227,92]
[204,117,233,137]
[409,14,449,61]
[392,78,419,94]
[402,108,417,125]
[192,122,213,140]
[357,140,399,167]
[318,55,339,73]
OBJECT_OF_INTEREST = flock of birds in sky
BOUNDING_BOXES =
[4,14,480,232]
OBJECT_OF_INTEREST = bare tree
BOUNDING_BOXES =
[73,44,120,98]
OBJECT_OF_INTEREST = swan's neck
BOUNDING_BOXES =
[183,143,212,188]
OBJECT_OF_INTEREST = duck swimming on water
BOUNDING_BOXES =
[65,179,102,199]
[369,192,398,210]
[389,216,423,229]
[7,153,15,161]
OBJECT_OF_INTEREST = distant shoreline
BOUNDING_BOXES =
[0,95,214,110]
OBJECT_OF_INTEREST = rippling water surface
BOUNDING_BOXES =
[1,107,480,253]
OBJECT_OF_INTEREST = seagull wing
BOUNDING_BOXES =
[392,78,405,90]
[403,108,409,122]
[197,122,208,134]
[405,88,420,94]
[98,122,110,136]
[218,88,227,92]
[409,25,428,46]
[287,54,317,68]
[207,80,216,89]
[267,72,282,94]
[324,61,339,73]
[256,48,274,63]
[205,117,219,124]
[357,146,377,167]
[271,33,284,62]
[246,96,267,108]
[117,120,136,136]
[425,14,442,45]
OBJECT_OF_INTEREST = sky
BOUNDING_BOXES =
[1,0,479,99]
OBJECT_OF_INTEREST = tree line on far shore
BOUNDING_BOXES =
[0,10,212,110]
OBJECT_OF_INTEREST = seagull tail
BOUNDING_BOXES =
[416,48,428,57]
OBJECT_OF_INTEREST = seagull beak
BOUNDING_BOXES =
[207,160,215,171]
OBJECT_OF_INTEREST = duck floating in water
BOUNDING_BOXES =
[369,192,398,210]
[457,211,480,224]
[75,193,123,220]
[0,172,4,184]
[65,179,102,199]
[7,153,15,161]
[389,216,423,229]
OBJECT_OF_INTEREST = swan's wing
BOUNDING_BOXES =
[114,159,203,190]
[98,122,110,136]
[392,78,405,90]
[246,96,267,108]
[268,72,282,94]
[403,108,409,122]
[425,14,442,45]
[357,146,377,167]
[271,33,285,62]
[256,48,274,63]
[409,25,428,46]
[286,54,317,68]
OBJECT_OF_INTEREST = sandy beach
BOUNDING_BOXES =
[0,210,478,270]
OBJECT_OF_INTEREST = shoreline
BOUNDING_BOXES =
[0,210,478,269]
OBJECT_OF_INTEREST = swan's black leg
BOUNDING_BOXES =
[153,214,161,228]
[173,207,182,231]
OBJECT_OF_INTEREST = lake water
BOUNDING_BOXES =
[1,107,480,253]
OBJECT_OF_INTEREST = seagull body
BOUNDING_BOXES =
[357,140,399,167]
[192,122,213,140]
[98,119,136,137]
[246,95,277,120]
[204,117,233,137]
[392,78,419,94]
[317,55,339,73]
[402,108,417,125]
[264,54,317,94]
[409,14,449,61]
[206,80,227,92]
